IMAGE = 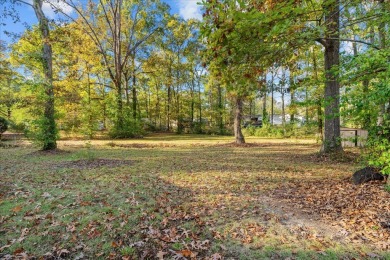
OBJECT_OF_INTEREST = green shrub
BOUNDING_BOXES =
[242,125,256,136]
[9,121,26,132]
[204,125,231,135]
[242,123,317,138]
[109,119,144,139]
[190,122,205,134]
[367,138,390,176]
[26,117,58,149]
[0,117,9,135]
[254,124,284,138]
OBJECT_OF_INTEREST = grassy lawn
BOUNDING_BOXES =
[0,134,389,259]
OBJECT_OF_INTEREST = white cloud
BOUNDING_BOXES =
[42,2,73,19]
[27,0,73,19]
[178,0,202,21]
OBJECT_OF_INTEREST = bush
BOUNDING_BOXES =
[0,117,9,135]
[190,122,205,134]
[26,117,58,149]
[241,125,257,136]
[109,119,144,139]
[367,138,390,177]
[242,123,317,138]
[9,121,26,132]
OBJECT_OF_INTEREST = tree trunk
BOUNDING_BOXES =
[320,0,342,153]
[86,67,93,139]
[317,100,323,141]
[167,85,171,131]
[190,80,195,123]
[132,56,137,120]
[132,75,137,120]
[311,48,323,138]
[33,0,57,150]
[249,99,253,117]
[198,80,202,126]
[352,31,371,129]
[6,78,12,120]
[271,72,274,125]
[262,91,267,124]
[124,72,130,107]
[377,0,387,126]
[305,86,309,123]
[114,1,123,130]
[102,87,107,130]
[115,82,124,129]
[281,88,285,129]
[217,84,224,134]
[289,69,295,123]
[234,96,245,144]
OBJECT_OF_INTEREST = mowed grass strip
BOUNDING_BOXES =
[0,135,388,259]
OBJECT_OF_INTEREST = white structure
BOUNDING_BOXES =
[340,128,368,147]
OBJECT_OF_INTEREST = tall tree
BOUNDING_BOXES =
[56,0,167,136]
[316,0,342,153]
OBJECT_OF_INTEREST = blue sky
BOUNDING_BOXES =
[0,0,202,44]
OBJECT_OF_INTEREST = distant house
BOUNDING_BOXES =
[243,115,263,128]
[243,114,305,127]
[340,127,368,147]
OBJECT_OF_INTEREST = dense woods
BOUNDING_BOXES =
[0,0,389,168]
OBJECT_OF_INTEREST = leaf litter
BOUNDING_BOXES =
[0,138,389,259]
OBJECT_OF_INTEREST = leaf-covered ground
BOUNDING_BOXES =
[0,134,389,259]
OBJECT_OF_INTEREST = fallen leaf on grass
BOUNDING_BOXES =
[13,247,24,254]
[156,251,167,259]
[42,192,51,198]
[179,249,193,257]
[57,249,70,258]
[208,253,223,260]
[12,205,22,213]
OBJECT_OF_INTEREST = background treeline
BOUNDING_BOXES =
[0,0,388,150]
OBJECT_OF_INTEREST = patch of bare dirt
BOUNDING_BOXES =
[54,158,133,170]
[27,149,71,156]
[270,179,390,250]
[304,150,360,163]
[0,142,20,148]
[109,143,158,148]
[1,132,24,140]
[212,142,319,149]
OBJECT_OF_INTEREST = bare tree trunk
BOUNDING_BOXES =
[33,0,57,150]
[234,96,245,144]
[320,0,342,153]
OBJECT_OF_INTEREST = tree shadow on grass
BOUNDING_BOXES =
[1,143,387,259]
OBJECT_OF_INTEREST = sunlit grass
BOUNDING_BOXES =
[0,135,386,258]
